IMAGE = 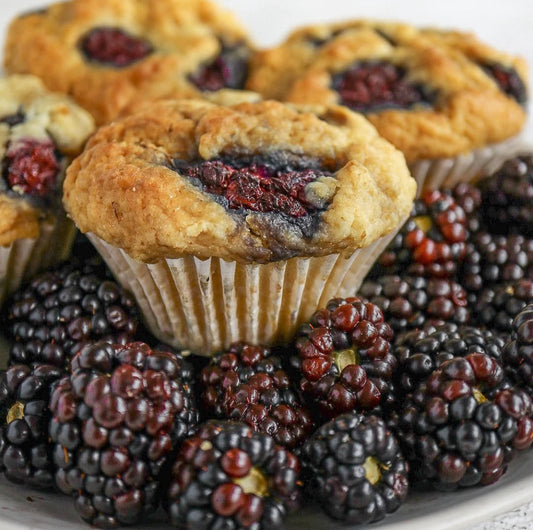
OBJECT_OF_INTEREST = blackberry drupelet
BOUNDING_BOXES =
[394,323,506,397]
[374,190,468,279]
[503,304,533,391]
[166,420,301,529]
[358,274,470,335]
[4,259,139,369]
[200,342,314,449]
[451,181,483,233]
[50,341,199,528]
[291,297,396,419]
[475,279,533,336]
[301,412,408,524]
[0,364,64,489]
[479,155,533,236]
[389,354,533,489]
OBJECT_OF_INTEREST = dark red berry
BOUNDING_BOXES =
[481,62,527,104]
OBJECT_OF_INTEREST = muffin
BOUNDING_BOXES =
[247,20,528,190]
[4,0,254,125]
[0,74,95,306]
[63,99,416,354]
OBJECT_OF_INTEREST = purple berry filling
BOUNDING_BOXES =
[481,62,527,105]
[80,27,153,67]
[0,112,25,127]
[331,61,434,113]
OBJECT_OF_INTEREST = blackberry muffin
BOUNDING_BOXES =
[4,0,254,125]
[247,20,528,188]
[0,75,94,305]
[63,99,415,354]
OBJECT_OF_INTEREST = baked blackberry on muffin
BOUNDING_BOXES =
[0,74,94,305]
[4,0,254,124]
[63,98,415,354]
[247,20,528,188]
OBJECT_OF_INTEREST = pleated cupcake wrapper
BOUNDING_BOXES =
[0,215,76,307]
[88,226,403,355]
[409,135,528,194]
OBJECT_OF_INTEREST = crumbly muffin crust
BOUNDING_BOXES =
[4,0,253,125]
[63,99,416,263]
[0,75,94,246]
[247,20,528,162]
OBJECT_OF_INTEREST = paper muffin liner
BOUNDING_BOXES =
[0,215,76,307]
[409,135,528,194]
[88,227,403,355]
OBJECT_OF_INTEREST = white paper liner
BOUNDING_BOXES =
[409,135,529,193]
[0,215,76,306]
[88,227,402,355]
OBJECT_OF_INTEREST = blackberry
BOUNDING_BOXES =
[358,274,470,335]
[301,412,408,524]
[374,190,467,279]
[0,364,64,488]
[291,297,396,418]
[460,232,533,294]
[50,341,199,528]
[200,342,314,449]
[389,354,533,489]
[475,279,533,336]
[451,181,483,233]
[479,155,533,236]
[4,259,139,369]
[166,420,301,529]
[480,62,528,105]
[503,304,533,391]
[394,323,506,396]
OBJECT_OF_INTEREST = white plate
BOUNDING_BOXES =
[1,1,533,529]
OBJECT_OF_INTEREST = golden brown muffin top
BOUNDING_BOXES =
[0,74,95,246]
[63,99,416,264]
[4,0,253,125]
[247,20,528,162]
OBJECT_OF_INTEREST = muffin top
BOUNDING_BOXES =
[0,75,95,246]
[4,0,253,125]
[247,20,528,162]
[63,99,416,264]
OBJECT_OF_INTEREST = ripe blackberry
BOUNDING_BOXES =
[4,259,139,369]
[389,354,533,489]
[0,364,64,489]
[200,342,314,449]
[479,155,533,236]
[451,181,483,233]
[480,62,528,105]
[394,323,506,396]
[50,341,199,528]
[301,412,408,524]
[358,274,470,335]
[374,190,467,279]
[460,232,533,294]
[475,279,533,336]
[166,420,301,529]
[291,297,396,418]
[503,304,533,391]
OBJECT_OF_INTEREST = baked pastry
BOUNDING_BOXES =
[0,74,95,305]
[247,20,528,175]
[63,98,416,353]
[4,0,253,124]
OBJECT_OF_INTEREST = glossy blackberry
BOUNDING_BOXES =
[394,323,506,396]
[291,297,396,419]
[451,181,483,233]
[388,354,533,489]
[481,62,528,105]
[331,61,434,113]
[359,274,470,335]
[503,304,533,391]
[50,341,199,528]
[200,342,314,449]
[460,232,533,294]
[166,420,301,529]
[0,364,64,489]
[479,155,533,236]
[374,190,468,279]
[475,279,533,336]
[4,259,139,369]
[302,412,408,524]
